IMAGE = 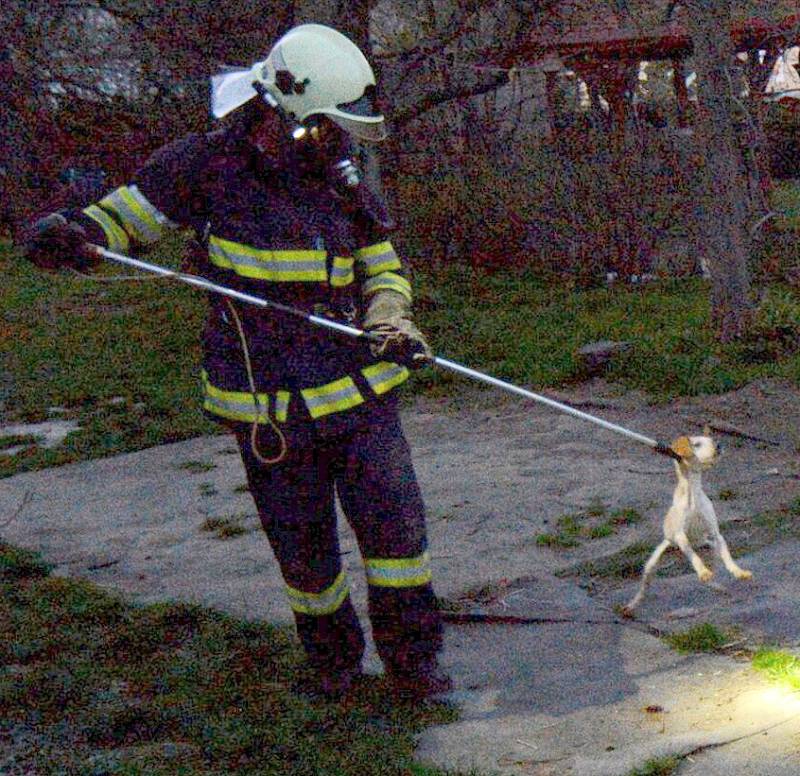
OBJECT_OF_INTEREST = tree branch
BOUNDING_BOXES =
[392,69,510,127]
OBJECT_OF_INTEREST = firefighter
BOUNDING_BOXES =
[23,24,451,702]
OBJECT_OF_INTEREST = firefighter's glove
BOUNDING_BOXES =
[362,290,433,370]
[23,213,99,272]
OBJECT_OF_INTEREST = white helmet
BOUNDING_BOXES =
[211,24,386,142]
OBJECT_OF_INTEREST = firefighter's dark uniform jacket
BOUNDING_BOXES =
[79,128,412,436]
[74,125,442,678]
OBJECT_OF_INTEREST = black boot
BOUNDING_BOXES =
[387,657,453,702]
[321,667,364,701]
[294,664,364,702]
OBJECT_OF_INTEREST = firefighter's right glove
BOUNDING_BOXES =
[362,289,434,370]
[23,213,99,272]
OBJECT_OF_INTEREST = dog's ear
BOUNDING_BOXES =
[702,423,711,436]
[670,436,695,461]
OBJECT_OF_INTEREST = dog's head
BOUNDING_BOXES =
[670,425,720,470]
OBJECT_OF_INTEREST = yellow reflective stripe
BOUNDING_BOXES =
[208,236,328,282]
[99,185,171,243]
[354,241,402,277]
[300,376,364,419]
[355,241,395,258]
[365,552,432,588]
[201,371,284,424]
[275,391,290,423]
[202,372,371,424]
[329,256,355,287]
[362,272,413,302]
[361,362,409,395]
[286,570,349,616]
[82,205,130,252]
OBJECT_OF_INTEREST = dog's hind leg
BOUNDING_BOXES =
[713,532,752,580]
[622,539,671,616]
[674,530,713,582]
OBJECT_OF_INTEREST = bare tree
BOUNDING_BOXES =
[682,0,755,341]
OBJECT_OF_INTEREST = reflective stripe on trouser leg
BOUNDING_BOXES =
[335,405,443,672]
[364,552,432,589]
[234,429,365,673]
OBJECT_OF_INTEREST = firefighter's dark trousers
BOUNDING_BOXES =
[235,405,443,677]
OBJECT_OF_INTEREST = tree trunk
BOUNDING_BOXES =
[684,0,754,342]
[744,44,779,213]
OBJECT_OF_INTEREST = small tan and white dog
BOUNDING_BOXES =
[622,428,752,616]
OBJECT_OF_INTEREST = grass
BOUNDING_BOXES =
[663,623,731,654]
[723,498,800,556]
[772,179,800,232]
[3,229,800,476]
[628,756,682,776]
[177,460,218,474]
[0,235,218,478]
[535,504,643,549]
[409,265,800,403]
[556,542,657,588]
[0,539,466,776]
[199,514,254,539]
[0,434,41,452]
[752,649,800,691]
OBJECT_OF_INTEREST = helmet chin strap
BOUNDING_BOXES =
[251,80,364,192]
[251,80,308,141]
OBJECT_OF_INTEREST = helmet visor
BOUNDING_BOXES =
[329,84,387,142]
[328,113,387,142]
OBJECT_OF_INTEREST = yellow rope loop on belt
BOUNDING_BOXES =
[71,265,287,465]
[224,298,287,466]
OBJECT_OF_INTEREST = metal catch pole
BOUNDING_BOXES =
[93,246,682,461]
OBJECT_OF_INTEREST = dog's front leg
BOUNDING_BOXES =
[622,539,671,616]
[674,530,714,581]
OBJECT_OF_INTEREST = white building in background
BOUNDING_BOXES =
[765,46,800,102]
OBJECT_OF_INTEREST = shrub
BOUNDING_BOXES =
[736,287,800,362]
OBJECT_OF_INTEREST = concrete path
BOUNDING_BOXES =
[1,379,799,775]
[418,546,800,775]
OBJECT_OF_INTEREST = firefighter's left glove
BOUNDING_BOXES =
[23,213,100,272]
[362,289,434,370]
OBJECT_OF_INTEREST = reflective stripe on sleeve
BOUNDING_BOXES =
[362,272,413,302]
[361,362,409,395]
[300,376,364,419]
[82,205,130,253]
[364,552,432,589]
[286,570,350,616]
[209,235,328,282]
[98,185,176,244]
[329,255,355,287]
[354,241,402,276]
